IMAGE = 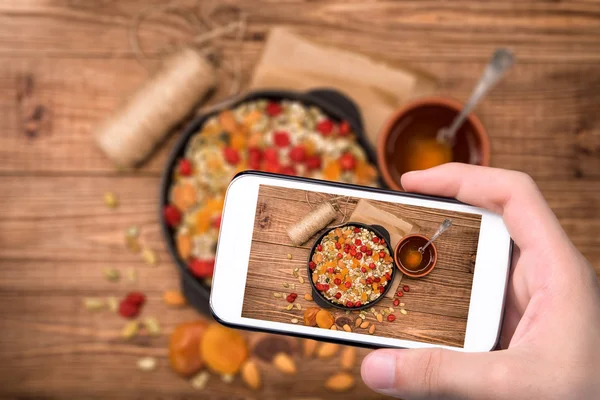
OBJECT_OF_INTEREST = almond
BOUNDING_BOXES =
[273,353,296,375]
[303,339,318,357]
[330,325,338,330]
[324,372,355,392]
[354,318,361,328]
[340,347,356,370]
[360,321,370,329]
[317,343,339,359]
[241,359,261,390]
[376,313,383,323]
[369,324,376,334]
[304,293,313,301]
[163,290,187,307]
[343,324,351,332]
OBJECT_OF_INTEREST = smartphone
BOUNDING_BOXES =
[211,171,512,352]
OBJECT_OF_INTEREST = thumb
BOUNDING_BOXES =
[361,348,510,400]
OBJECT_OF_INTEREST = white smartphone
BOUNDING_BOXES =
[211,171,512,352]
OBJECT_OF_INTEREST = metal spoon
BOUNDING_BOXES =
[418,219,453,254]
[436,48,515,146]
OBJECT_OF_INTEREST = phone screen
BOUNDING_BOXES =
[241,184,482,348]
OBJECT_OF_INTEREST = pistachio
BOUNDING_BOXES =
[126,268,137,282]
[144,317,161,336]
[400,309,408,315]
[190,371,210,390]
[121,321,138,339]
[103,268,120,282]
[125,225,139,238]
[104,192,118,208]
[286,304,294,311]
[287,253,293,260]
[400,303,405,307]
[273,292,282,298]
[283,282,290,288]
[295,303,302,310]
[298,276,305,284]
[106,296,118,312]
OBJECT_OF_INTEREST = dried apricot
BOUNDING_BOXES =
[219,110,239,133]
[176,231,192,260]
[316,309,335,329]
[323,160,341,181]
[200,324,248,374]
[168,321,208,377]
[171,183,197,212]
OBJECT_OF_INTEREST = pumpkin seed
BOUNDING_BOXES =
[121,321,138,339]
[286,304,294,310]
[191,371,210,390]
[283,282,290,288]
[400,309,408,315]
[137,357,157,371]
[298,276,305,284]
[273,292,282,298]
[104,192,118,208]
[287,253,293,260]
[144,317,161,336]
[291,318,299,324]
[103,268,120,282]
[141,248,157,265]
[295,303,302,310]
[83,297,104,311]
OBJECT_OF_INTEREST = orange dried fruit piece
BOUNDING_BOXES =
[172,183,197,212]
[373,253,380,261]
[361,292,368,302]
[323,160,341,181]
[205,197,224,213]
[384,255,393,263]
[243,110,262,126]
[219,110,239,133]
[195,208,212,234]
[200,324,248,374]
[316,309,335,329]
[169,320,208,377]
[176,231,192,260]
[230,133,247,150]
[335,228,343,237]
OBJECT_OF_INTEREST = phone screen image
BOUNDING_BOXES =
[241,184,482,348]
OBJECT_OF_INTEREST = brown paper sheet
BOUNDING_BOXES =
[249,27,437,148]
[349,200,420,298]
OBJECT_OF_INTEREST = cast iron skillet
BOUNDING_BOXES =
[308,222,396,311]
[159,88,380,315]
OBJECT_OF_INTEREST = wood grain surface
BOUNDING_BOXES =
[243,186,480,347]
[0,0,600,399]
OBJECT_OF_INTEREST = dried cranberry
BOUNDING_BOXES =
[309,261,316,270]
[335,292,342,299]
[355,252,363,260]
[280,165,296,176]
[387,314,396,322]
[350,249,357,256]
[335,242,341,249]
[346,301,354,308]
[366,277,373,284]
[322,284,330,291]
[118,300,139,319]
[343,247,350,254]
[345,281,352,288]
[317,244,322,251]
[361,267,367,273]
[393,299,400,306]
[374,277,381,283]
[189,258,215,278]
[360,245,367,252]
[397,291,404,297]
[338,121,351,136]
[339,153,357,171]
[305,155,322,170]
[248,147,262,165]
[163,205,181,227]
[316,119,334,135]
[337,253,343,259]
[327,267,334,274]
[369,263,376,269]
[289,145,306,162]
[263,148,279,162]
[262,160,281,174]
[355,239,362,245]
[353,227,360,233]
[125,292,146,307]
[403,285,410,292]
[355,301,362,307]
[379,251,386,258]
[266,101,282,116]
[366,249,373,256]
[372,237,380,244]
[381,239,386,245]
[178,158,193,176]
[286,294,295,303]
[315,283,323,291]
[223,147,240,165]
[385,272,391,280]
[334,278,342,285]
[273,131,291,147]
[212,215,222,229]
[379,286,385,294]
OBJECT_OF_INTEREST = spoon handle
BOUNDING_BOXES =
[420,219,453,253]
[438,49,515,144]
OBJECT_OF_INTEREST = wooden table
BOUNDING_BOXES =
[0,1,599,399]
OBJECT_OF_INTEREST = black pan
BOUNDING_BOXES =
[307,222,396,311]
[159,88,381,315]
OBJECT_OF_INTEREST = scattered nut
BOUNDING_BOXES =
[340,347,356,370]
[303,339,318,357]
[283,282,290,288]
[141,248,157,265]
[273,353,297,375]
[163,290,187,307]
[389,307,395,313]
[137,357,157,371]
[291,318,299,324]
[400,309,408,315]
[127,268,137,282]
[121,321,138,339]
[298,276,305,284]
[241,359,261,390]
[330,325,337,330]
[221,373,234,383]
[125,225,139,238]
[144,317,161,336]
[83,297,104,311]
[104,192,118,208]
[292,269,299,278]
[317,343,339,359]
[106,296,118,312]
[103,268,120,282]
[400,303,405,307]
[376,313,383,323]
[342,324,351,332]
[360,321,370,329]
[125,236,141,253]
[286,304,294,311]
[325,372,355,392]
[273,292,282,298]
[355,318,361,328]
[295,303,302,310]
[190,371,210,390]
[304,293,313,301]
[287,253,292,260]
[368,325,376,334]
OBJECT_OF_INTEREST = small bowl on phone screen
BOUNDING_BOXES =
[394,234,437,278]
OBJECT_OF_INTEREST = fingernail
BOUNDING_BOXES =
[402,170,422,177]
[361,352,396,389]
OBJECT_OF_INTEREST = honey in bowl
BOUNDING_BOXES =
[395,235,436,277]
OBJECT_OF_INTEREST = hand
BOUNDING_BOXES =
[361,163,600,400]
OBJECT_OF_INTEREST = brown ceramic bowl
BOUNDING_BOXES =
[394,234,438,278]
[377,96,491,191]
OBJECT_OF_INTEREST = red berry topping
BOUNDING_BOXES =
[178,158,193,176]
[374,277,381,283]
[393,299,400,306]
[266,101,282,116]
[350,249,357,256]
[353,227,360,233]
[355,239,362,245]
[372,237,380,244]
[339,153,357,171]
[188,258,215,278]
[345,281,352,288]
[379,251,386,258]
[334,278,342,285]
[316,119,334,135]
[337,253,343,259]
[223,147,240,165]
[305,155,322,170]
[335,292,342,299]
[280,165,296,176]
[381,239,386,245]
[361,267,367,273]
[346,301,354,308]
[338,121,351,136]
[387,314,396,322]
[273,131,291,147]
[366,249,373,256]
[366,277,373,284]
[335,242,341,249]
[397,291,404,297]
[379,286,385,294]
[403,285,410,292]
[118,300,139,319]
[248,147,262,170]
[327,268,334,274]
[289,145,306,162]
[125,292,146,307]
[369,263,376,269]
[163,205,181,227]
[385,272,391,280]
[317,244,322,251]
[212,215,222,229]
[355,252,363,260]
[263,148,279,162]
[262,160,281,174]
[309,261,316,270]
[360,245,367,252]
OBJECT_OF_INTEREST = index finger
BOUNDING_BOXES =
[400,163,564,249]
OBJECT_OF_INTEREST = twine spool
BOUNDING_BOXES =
[93,48,217,168]
[287,202,338,246]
